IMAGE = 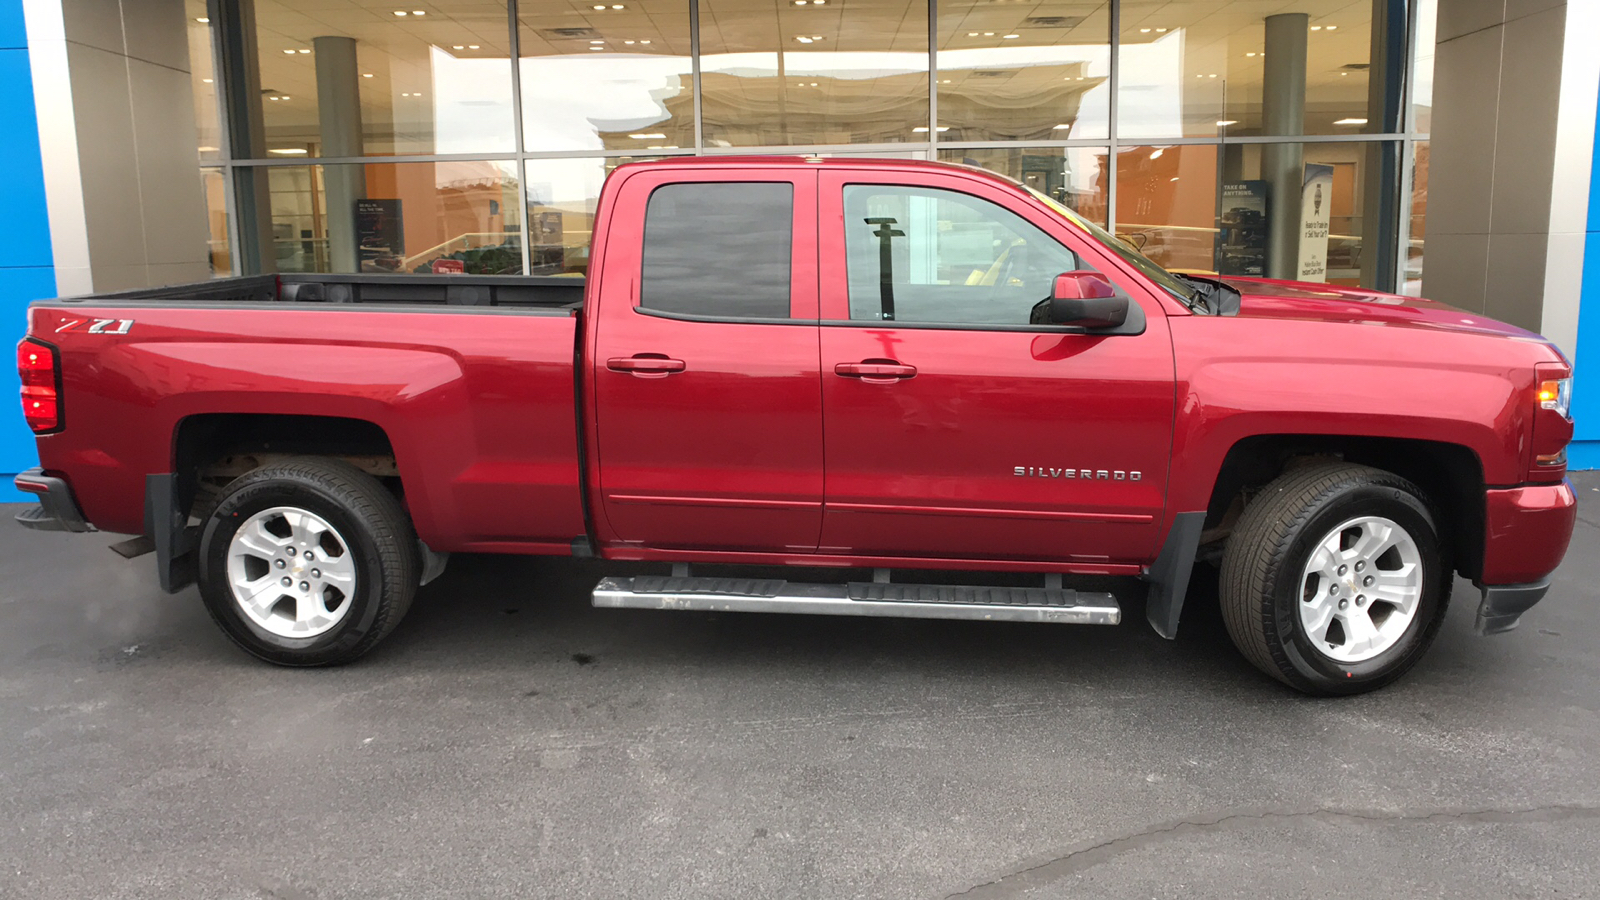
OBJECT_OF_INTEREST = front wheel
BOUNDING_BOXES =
[196,457,420,666]
[1219,463,1452,695]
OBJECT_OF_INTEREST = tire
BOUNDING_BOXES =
[1218,462,1452,695]
[196,457,420,666]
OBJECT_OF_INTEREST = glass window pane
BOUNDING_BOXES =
[937,147,1108,225]
[1118,1,1399,139]
[1412,0,1436,133]
[1406,141,1428,296]
[935,1,1109,141]
[262,161,523,274]
[518,1,693,152]
[200,168,232,277]
[642,183,794,318]
[524,156,662,276]
[1115,145,1219,272]
[698,0,930,147]
[247,1,516,157]
[842,184,1087,326]
[187,1,223,161]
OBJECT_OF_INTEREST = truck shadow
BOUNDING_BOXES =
[378,554,1274,694]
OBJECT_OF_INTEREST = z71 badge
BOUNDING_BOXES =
[1014,466,1142,481]
[55,317,134,335]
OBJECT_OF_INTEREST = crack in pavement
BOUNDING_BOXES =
[942,802,1600,899]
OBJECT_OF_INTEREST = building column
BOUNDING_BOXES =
[1261,12,1307,280]
[315,36,365,274]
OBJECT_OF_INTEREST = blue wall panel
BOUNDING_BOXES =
[0,0,56,501]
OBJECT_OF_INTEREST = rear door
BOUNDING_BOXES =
[589,168,823,552]
[816,168,1176,565]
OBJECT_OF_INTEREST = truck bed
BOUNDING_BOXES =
[63,273,587,310]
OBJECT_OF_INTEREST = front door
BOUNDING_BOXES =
[591,169,823,553]
[816,170,1176,565]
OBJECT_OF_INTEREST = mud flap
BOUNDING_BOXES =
[1143,511,1206,639]
[144,473,197,593]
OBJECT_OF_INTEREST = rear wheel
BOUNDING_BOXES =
[197,457,419,666]
[1219,463,1452,695]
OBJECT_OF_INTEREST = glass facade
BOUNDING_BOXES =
[190,0,1431,291]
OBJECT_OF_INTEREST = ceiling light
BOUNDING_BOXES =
[1245,52,1256,57]
[283,49,295,54]
[201,78,213,83]
[795,36,812,43]
[269,148,308,154]
[1326,25,1338,30]
[196,17,209,23]
[589,46,603,50]
[297,48,310,54]
[1208,73,1217,78]
[1150,148,1164,159]
[795,0,808,4]
[1003,34,1019,39]
[453,44,464,49]
[281,95,290,100]
[629,132,666,139]
[911,126,949,133]
[1052,123,1071,129]
[940,79,951,84]
[812,35,822,39]
[468,44,479,49]
[967,32,978,36]
[1140,28,1151,33]
[1333,117,1367,125]
[412,9,425,14]
[1155,27,1167,32]
[810,81,818,86]
[1169,176,1179,182]
[624,40,635,44]
[593,4,605,8]
[983,32,994,36]
[590,39,604,43]
[362,73,374,77]
[639,39,650,44]
[1217,119,1238,126]
[198,146,218,152]
[613,4,624,8]
[1340,71,1348,76]
[394,10,407,15]
[1310,25,1322,30]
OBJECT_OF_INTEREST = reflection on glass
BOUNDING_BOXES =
[265,161,523,274]
[1117,0,1382,139]
[249,0,516,157]
[935,1,1109,141]
[1412,0,1436,133]
[698,0,930,147]
[938,147,1108,225]
[524,157,659,275]
[518,2,693,152]
[1115,145,1218,273]
[200,168,232,277]
[1406,141,1428,296]
[187,0,222,161]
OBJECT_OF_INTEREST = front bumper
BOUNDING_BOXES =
[12,468,94,533]
[1475,479,1575,635]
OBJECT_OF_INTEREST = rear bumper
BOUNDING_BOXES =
[12,468,94,533]
[1475,479,1575,635]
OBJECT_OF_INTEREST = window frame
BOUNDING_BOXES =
[603,166,819,325]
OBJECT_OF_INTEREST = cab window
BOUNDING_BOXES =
[842,185,1086,326]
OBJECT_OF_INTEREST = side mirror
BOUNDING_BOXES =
[1046,271,1129,329]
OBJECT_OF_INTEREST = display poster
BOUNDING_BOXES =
[1298,164,1334,282]
[1215,181,1268,277]
[355,199,404,272]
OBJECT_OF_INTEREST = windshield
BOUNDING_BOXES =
[1025,186,1200,305]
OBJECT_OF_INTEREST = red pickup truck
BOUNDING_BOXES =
[12,157,1577,695]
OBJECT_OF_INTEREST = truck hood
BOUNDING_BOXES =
[1220,276,1544,342]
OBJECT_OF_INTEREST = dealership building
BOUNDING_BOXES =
[1,0,1599,496]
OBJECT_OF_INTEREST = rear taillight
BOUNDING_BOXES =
[1529,363,1572,480]
[17,339,60,433]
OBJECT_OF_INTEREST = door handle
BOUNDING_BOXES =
[835,360,917,383]
[607,355,686,378]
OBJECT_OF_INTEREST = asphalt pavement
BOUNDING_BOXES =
[2,476,1599,899]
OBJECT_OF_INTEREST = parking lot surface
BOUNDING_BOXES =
[3,476,1599,899]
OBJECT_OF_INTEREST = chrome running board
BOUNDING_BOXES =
[591,576,1121,625]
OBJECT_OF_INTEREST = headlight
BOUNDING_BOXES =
[1538,377,1572,420]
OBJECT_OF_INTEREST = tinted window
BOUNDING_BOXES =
[843,185,1086,326]
[641,183,794,319]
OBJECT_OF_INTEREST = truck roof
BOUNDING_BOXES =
[611,155,1024,191]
